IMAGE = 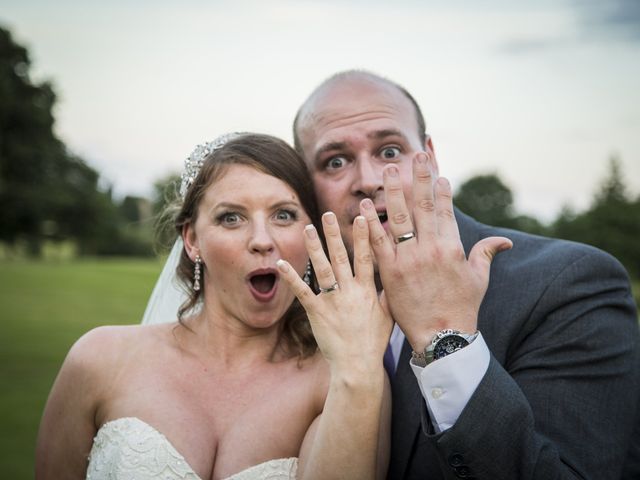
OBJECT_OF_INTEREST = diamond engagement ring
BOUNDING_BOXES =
[394,231,416,244]
[319,282,339,294]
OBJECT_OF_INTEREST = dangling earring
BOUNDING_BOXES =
[193,255,202,292]
[303,260,312,286]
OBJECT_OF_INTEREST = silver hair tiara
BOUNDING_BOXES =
[179,132,245,198]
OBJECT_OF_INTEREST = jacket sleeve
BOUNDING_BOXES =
[423,247,640,480]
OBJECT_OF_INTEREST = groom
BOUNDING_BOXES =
[293,70,640,479]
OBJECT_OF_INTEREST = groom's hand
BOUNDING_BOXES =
[359,152,512,353]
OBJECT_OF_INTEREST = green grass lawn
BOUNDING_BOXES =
[0,258,163,478]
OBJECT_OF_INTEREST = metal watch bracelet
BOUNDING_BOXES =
[411,329,479,367]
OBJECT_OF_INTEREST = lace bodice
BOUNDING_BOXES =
[86,417,298,479]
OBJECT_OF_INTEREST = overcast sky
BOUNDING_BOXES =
[2,0,639,221]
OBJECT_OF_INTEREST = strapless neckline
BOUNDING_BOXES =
[86,417,298,479]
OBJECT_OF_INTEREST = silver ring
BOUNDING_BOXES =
[319,282,339,294]
[394,231,416,244]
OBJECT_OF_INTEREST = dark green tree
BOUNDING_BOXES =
[454,173,549,235]
[552,156,640,278]
[0,26,65,252]
[454,173,515,227]
[0,25,151,256]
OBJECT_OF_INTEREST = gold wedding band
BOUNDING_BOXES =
[394,231,416,244]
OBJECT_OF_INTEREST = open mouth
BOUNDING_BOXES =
[250,273,277,293]
[247,268,279,302]
[377,211,388,224]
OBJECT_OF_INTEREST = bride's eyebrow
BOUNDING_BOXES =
[212,202,245,210]
[271,200,302,209]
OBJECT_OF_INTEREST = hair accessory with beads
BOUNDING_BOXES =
[179,132,245,198]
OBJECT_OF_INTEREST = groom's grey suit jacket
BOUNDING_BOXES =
[387,210,640,480]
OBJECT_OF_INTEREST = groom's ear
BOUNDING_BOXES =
[182,222,199,261]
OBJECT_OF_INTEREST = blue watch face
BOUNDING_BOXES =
[433,335,470,360]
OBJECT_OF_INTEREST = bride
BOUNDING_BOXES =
[35,133,392,479]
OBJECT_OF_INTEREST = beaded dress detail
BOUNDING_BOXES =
[86,417,298,480]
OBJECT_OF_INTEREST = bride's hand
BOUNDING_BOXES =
[278,212,393,374]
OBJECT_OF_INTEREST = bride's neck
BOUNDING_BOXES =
[178,310,287,371]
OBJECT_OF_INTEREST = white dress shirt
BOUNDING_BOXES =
[389,325,490,433]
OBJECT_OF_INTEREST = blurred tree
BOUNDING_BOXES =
[0,26,153,256]
[454,173,515,227]
[552,156,640,278]
[0,26,64,253]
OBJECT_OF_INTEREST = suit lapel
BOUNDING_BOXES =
[389,339,423,479]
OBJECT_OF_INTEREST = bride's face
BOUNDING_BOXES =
[185,164,311,330]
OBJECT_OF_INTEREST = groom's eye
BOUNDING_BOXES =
[326,156,346,170]
[381,147,401,160]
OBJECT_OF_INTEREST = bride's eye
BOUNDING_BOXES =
[274,209,298,224]
[218,212,242,226]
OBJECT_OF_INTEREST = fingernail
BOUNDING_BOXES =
[305,224,318,239]
[355,216,366,227]
[387,166,399,177]
[416,153,427,164]
[361,198,374,210]
[437,177,449,187]
[276,259,289,272]
[323,212,336,224]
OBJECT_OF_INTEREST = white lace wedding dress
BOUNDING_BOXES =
[86,417,298,479]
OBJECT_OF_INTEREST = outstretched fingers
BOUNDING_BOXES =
[352,215,374,284]
[320,212,354,286]
[383,165,416,245]
[276,259,316,312]
[412,152,437,239]
[434,176,460,240]
[303,222,338,293]
[359,199,394,262]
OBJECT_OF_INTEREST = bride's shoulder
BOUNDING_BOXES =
[66,324,175,371]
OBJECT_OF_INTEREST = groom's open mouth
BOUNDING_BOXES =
[377,209,389,230]
[247,268,279,302]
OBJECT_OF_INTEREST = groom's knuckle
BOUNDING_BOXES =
[417,198,435,213]
[437,207,455,220]
[392,211,410,224]
[371,233,386,247]
[415,169,432,184]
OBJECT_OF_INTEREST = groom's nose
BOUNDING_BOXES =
[352,157,384,199]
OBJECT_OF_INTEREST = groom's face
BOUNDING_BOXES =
[296,78,433,258]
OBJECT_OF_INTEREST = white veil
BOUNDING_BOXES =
[141,133,244,325]
[141,237,188,325]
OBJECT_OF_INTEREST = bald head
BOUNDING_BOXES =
[293,70,427,157]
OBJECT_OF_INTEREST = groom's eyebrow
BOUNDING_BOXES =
[315,141,348,161]
[368,128,407,142]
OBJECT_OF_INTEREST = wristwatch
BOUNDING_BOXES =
[411,329,479,367]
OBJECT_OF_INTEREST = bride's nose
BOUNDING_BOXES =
[248,221,275,254]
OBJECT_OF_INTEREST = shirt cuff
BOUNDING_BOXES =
[409,332,490,433]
